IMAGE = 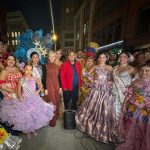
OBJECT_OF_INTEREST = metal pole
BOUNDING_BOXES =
[49,0,56,51]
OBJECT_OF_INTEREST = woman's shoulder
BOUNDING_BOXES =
[127,65,136,74]
[0,69,7,75]
[105,65,113,72]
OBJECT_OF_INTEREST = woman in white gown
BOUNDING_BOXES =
[113,52,137,125]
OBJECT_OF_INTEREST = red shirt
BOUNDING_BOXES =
[60,61,82,91]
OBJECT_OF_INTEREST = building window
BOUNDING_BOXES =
[66,8,70,13]
[15,40,18,45]
[18,32,20,35]
[11,32,14,37]
[76,33,80,40]
[15,32,18,37]
[65,41,73,47]
[65,33,74,38]
[7,32,9,37]
[12,40,15,45]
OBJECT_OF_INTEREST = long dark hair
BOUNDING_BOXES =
[97,52,109,64]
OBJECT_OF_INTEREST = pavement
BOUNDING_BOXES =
[19,119,115,150]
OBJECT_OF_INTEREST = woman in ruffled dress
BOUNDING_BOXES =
[76,52,122,143]
[0,55,22,148]
[0,62,55,139]
[116,60,150,150]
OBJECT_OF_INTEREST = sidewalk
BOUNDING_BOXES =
[19,119,115,150]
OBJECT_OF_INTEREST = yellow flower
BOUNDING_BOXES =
[0,128,9,144]
[136,94,144,104]
[141,109,148,116]
[129,105,136,112]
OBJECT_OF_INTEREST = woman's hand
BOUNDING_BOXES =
[34,91,39,96]
[59,88,62,94]
[44,89,48,95]
[122,102,127,113]
[7,87,17,93]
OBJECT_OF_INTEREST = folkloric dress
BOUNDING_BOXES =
[76,66,123,143]
[78,67,94,106]
[0,77,55,133]
[113,67,133,124]
[116,79,150,150]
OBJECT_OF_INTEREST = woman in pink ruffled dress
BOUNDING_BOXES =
[0,62,55,138]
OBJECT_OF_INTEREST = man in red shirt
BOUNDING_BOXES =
[60,51,82,110]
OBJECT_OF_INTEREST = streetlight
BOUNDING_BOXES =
[49,0,57,51]
[51,32,57,51]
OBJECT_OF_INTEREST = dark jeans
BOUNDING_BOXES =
[63,87,78,110]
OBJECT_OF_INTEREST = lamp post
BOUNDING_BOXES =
[49,0,57,51]
[51,32,57,51]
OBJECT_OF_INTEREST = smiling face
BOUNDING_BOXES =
[140,66,150,80]
[68,52,75,62]
[119,53,129,65]
[56,50,62,60]
[49,52,56,63]
[86,58,94,68]
[98,53,107,64]
[31,54,39,65]
[24,65,33,76]
[6,56,16,67]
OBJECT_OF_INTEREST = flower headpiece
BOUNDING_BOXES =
[85,42,99,58]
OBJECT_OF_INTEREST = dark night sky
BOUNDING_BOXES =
[1,0,60,33]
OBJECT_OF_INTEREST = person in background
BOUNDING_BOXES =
[130,52,146,69]
[108,52,118,67]
[59,49,66,63]
[60,51,82,111]
[116,60,150,150]
[76,50,85,68]
[55,49,63,68]
[0,41,9,67]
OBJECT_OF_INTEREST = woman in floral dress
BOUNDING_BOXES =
[116,61,150,150]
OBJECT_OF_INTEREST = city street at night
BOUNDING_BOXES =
[0,0,150,150]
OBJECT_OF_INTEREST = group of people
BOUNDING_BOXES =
[75,51,150,150]
[0,40,150,150]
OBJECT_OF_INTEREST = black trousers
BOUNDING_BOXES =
[63,86,78,110]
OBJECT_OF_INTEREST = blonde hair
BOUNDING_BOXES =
[48,50,56,57]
